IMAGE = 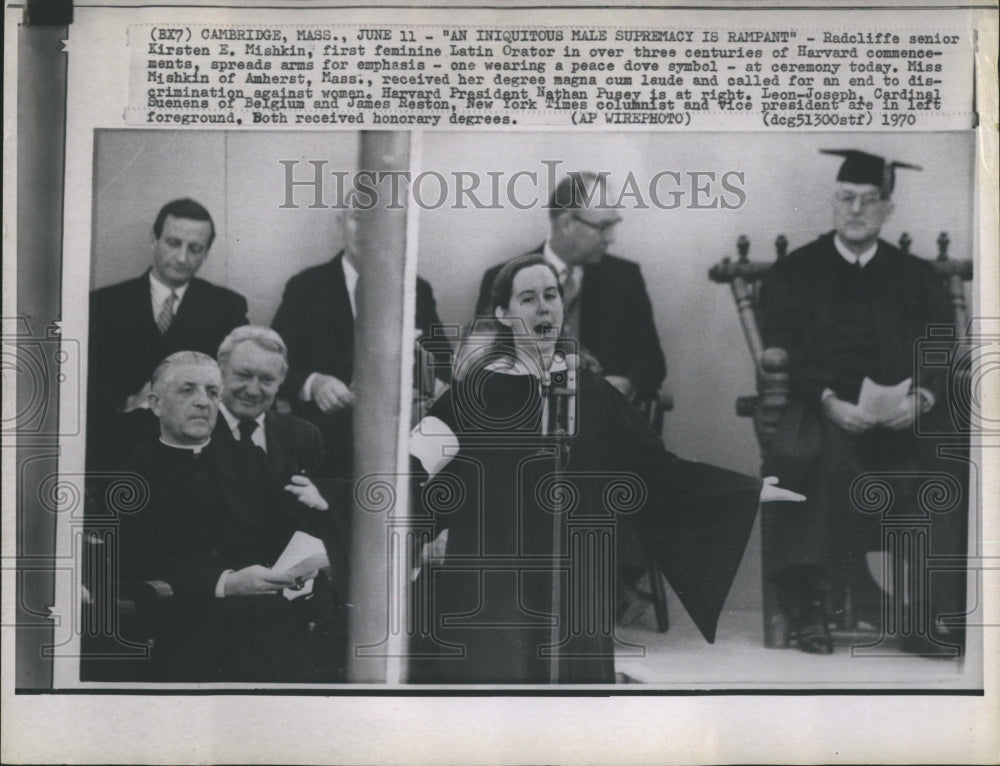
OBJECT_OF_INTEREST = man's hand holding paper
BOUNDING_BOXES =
[271,531,331,600]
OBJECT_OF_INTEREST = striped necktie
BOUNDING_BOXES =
[561,268,581,339]
[156,291,177,334]
[561,268,580,310]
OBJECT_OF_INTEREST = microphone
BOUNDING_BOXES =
[547,353,578,437]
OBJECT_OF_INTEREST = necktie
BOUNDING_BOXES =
[235,418,268,527]
[561,268,581,339]
[156,291,177,335]
[561,268,580,310]
[237,418,258,444]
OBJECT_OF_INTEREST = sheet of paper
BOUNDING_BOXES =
[857,376,912,421]
[271,531,329,580]
[5,1,996,765]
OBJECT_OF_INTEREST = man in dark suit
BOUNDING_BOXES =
[474,173,666,402]
[760,150,966,655]
[118,351,333,681]
[87,198,248,467]
[272,203,447,478]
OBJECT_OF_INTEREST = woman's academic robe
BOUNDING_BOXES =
[408,364,762,684]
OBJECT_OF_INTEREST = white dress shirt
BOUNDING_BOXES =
[543,240,582,290]
[218,401,268,453]
[832,235,878,268]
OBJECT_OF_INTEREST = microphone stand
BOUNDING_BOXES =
[542,359,576,684]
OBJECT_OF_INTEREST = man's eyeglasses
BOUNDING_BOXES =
[834,190,885,209]
[570,213,620,233]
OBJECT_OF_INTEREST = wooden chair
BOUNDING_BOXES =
[709,232,972,647]
[78,476,177,681]
[79,529,175,681]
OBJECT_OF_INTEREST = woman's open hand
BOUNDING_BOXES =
[760,476,806,503]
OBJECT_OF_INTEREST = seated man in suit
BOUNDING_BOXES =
[216,325,328,505]
[88,198,248,468]
[216,326,350,604]
[760,150,966,655]
[474,172,666,402]
[272,199,448,479]
[118,351,338,682]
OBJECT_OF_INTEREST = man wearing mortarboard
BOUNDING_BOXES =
[759,149,967,656]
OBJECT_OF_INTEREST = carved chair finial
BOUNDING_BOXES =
[737,235,750,263]
[937,231,951,261]
[899,232,912,255]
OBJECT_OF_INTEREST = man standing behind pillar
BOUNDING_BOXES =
[272,200,447,479]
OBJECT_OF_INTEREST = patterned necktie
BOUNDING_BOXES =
[561,268,580,310]
[156,291,177,335]
[561,268,581,339]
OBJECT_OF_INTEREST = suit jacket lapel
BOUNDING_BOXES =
[263,413,290,483]
[130,270,161,336]
[579,259,607,338]
[327,253,355,375]
[166,277,205,339]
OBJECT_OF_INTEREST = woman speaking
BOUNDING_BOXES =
[408,254,802,684]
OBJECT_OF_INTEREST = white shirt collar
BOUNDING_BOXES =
[543,241,582,284]
[219,401,267,450]
[341,254,359,317]
[149,271,190,310]
[833,235,878,268]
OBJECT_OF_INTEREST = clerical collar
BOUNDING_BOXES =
[543,241,581,283]
[149,270,190,304]
[158,436,210,454]
[833,234,878,268]
[219,401,266,437]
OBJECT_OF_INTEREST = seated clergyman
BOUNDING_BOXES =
[118,350,339,682]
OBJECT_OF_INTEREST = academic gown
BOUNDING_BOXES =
[408,362,762,684]
[760,233,968,633]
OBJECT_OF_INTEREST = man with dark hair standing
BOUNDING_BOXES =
[760,150,966,655]
[88,198,248,466]
[474,172,666,402]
